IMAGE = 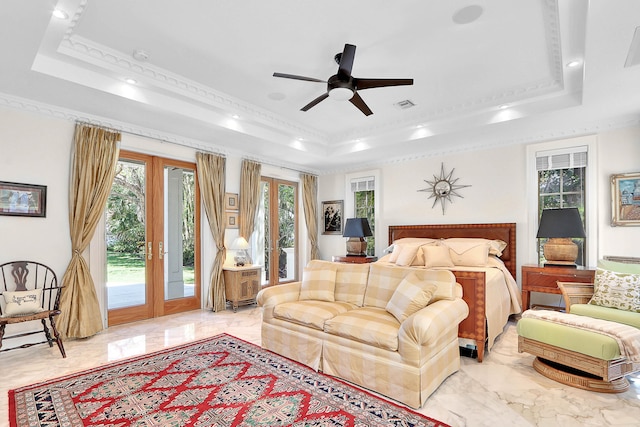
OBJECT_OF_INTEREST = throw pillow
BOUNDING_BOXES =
[3,289,44,316]
[385,273,438,323]
[423,244,454,268]
[299,266,337,302]
[589,267,640,312]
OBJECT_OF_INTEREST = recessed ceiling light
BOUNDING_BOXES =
[232,114,240,119]
[452,5,483,25]
[498,104,509,110]
[125,78,137,84]
[52,9,68,19]
[566,60,582,68]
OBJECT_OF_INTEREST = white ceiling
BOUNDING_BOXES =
[1,0,640,173]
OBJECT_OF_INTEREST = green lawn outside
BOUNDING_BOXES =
[107,251,194,284]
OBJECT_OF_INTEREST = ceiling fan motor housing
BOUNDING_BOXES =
[328,74,355,100]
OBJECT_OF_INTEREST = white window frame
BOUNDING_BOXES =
[345,169,381,255]
[525,135,598,266]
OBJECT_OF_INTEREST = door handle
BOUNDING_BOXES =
[147,242,153,260]
[159,241,163,260]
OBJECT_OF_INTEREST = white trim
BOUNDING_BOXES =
[526,135,598,266]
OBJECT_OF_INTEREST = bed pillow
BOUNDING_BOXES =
[442,238,507,257]
[446,242,490,267]
[3,289,44,316]
[387,245,403,263]
[385,273,438,323]
[589,266,640,312]
[299,265,337,302]
[422,244,454,268]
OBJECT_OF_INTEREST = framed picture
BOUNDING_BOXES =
[225,193,239,211]
[322,200,343,235]
[611,172,640,226]
[226,211,239,229]
[0,181,47,217]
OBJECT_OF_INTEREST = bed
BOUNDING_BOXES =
[383,223,522,362]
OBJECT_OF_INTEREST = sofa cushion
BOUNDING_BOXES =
[299,263,338,302]
[589,267,640,312]
[571,303,640,329]
[386,273,438,323]
[334,263,369,306]
[273,301,356,330]
[324,307,400,351]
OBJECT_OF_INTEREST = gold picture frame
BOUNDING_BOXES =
[225,193,239,211]
[226,212,239,229]
[611,172,640,226]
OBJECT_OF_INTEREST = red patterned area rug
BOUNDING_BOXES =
[9,333,449,427]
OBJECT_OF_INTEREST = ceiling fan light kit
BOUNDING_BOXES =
[273,43,413,116]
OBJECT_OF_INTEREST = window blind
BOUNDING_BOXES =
[536,146,588,171]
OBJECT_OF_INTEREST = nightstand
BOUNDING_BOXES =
[331,255,377,264]
[521,264,596,310]
[223,265,261,312]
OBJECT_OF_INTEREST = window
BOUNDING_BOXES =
[351,176,375,256]
[536,147,587,265]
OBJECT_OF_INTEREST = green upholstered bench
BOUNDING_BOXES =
[518,260,640,393]
[517,316,632,392]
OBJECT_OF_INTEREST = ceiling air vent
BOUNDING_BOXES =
[395,99,416,110]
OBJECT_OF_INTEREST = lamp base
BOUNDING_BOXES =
[543,238,578,266]
[346,237,367,256]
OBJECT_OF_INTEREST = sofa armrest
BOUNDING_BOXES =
[256,282,301,320]
[399,298,469,349]
[557,281,594,313]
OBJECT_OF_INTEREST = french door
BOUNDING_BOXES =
[106,151,200,326]
[257,177,298,286]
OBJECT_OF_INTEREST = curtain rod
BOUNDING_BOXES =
[75,121,319,175]
[242,156,317,176]
[75,121,224,157]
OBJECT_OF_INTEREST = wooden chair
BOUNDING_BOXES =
[0,261,66,357]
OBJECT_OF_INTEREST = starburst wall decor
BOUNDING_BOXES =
[418,163,471,215]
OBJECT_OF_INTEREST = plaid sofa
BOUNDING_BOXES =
[257,260,469,408]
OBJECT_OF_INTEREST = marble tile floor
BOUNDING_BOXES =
[2,308,640,427]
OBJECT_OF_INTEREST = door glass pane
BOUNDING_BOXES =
[278,183,296,281]
[261,181,271,285]
[164,166,196,300]
[106,160,146,309]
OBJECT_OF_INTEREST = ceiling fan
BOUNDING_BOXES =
[273,43,413,116]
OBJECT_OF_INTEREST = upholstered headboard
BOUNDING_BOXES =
[388,223,517,279]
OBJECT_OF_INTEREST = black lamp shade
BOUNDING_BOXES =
[536,208,586,239]
[343,218,373,237]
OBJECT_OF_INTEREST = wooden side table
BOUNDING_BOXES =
[331,255,378,264]
[223,265,261,312]
[521,264,596,310]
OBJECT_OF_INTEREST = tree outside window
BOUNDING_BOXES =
[354,190,375,256]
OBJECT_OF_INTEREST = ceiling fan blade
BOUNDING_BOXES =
[349,93,373,116]
[354,78,414,90]
[337,44,356,77]
[273,72,326,83]
[301,93,329,111]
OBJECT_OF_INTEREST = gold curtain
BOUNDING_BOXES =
[196,152,227,311]
[239,159,261,240]
[302,173,320,260]
[57,124,121,338]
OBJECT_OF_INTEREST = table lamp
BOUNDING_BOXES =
[343,218,372,256]
[232,237,250,266]
[536,208,585,266]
